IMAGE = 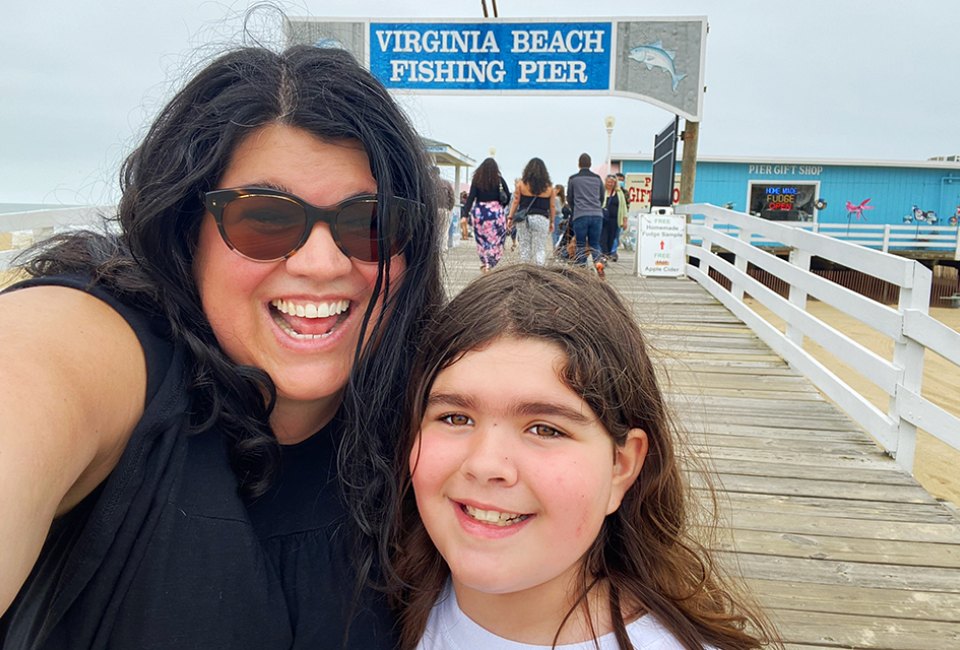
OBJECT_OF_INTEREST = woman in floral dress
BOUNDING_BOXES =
[463,158,511,272]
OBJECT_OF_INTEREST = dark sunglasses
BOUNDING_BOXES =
[203,187,417,263]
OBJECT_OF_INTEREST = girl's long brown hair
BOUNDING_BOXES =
[389,264,781,650]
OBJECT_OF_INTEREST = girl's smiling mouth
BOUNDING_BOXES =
[460,502,532,526]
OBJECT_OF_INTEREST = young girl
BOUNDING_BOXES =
[392,265,779,650]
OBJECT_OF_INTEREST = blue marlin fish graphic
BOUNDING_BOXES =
[628,41,687,92]
[314,37,344,49]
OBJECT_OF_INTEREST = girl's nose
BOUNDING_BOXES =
[459,426,519,486]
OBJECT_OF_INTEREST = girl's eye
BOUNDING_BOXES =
[441,413,473,426]
[529,424,566,439]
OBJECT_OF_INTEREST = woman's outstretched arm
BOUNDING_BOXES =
[0,285,145,614]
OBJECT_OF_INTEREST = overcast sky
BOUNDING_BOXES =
[2,0,958,205]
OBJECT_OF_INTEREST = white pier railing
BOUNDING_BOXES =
[676,203,960,476]
[0,206,112,270]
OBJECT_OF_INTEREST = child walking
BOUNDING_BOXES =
[392,264,780,650]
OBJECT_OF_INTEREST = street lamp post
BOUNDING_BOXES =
[604,115,615,172]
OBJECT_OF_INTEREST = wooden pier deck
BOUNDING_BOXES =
[441,242,960,649]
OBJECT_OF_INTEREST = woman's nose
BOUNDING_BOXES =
[283,223,354,277]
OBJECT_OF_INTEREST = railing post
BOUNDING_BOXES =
[891,261,932,471]
[954,224,960,261]
[698,212,715,277]
[786,249,811,346]
[731,225,752,301]
[882,224,891,253]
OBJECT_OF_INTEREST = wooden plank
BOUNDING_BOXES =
[747,578,960,622]
[683,411,862,431]
[724,552,960,592]
[707,472,932,502]
[659,357,789,369]
[726,510,960,543]
[768,607,960,650]
[678,422,871,441]
[711,491,956,524]
[703,446,910,473]
[715,528,960,567]
[689,395,849,415]
[692,435,885,457]
[665,386,826,400]
[706,458,919,486]
[664,369,816,383]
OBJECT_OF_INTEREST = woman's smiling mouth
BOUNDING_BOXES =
[270,298,351,339]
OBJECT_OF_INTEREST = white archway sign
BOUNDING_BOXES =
[285,16,707,121]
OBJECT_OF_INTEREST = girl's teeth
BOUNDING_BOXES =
[463,504,529,526]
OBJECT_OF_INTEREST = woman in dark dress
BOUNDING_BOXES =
[0,44,443,649]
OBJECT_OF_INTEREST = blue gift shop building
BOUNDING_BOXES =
[616,154,960,233]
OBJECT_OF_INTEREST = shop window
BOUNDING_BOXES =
[749,183,817,222]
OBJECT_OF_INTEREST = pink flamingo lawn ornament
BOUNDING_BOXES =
[845,198,873,235]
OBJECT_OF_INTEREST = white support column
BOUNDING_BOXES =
[891,261,932,471]
[882,224,891,253]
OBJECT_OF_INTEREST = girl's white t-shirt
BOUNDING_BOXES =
[416,583,703,649]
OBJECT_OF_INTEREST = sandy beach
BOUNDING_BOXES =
[745,297,960,508]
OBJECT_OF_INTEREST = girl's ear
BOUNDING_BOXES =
[606,428,648,515]
[408,431,423,477]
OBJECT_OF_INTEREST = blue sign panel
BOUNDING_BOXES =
[369,22,612,91]
[286,17,707,119]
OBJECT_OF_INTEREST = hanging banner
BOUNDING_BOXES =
[286,16,707,120]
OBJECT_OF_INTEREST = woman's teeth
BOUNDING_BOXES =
[270,298,350,340]
[271,298,349,318]
[463,504,530,526]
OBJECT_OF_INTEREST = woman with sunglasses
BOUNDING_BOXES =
[0,45,443,649]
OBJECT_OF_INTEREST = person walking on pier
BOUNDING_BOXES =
[506,157,555,266]
[552,183,568,248]
[601,173,628,261]
[463,158,511,272]
[567,153,605,276]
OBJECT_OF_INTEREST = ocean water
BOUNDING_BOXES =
[0,203,81,214]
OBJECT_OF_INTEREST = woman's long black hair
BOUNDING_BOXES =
[521,157,552,195]
[471,157,502,193]
[20,44,444,593]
